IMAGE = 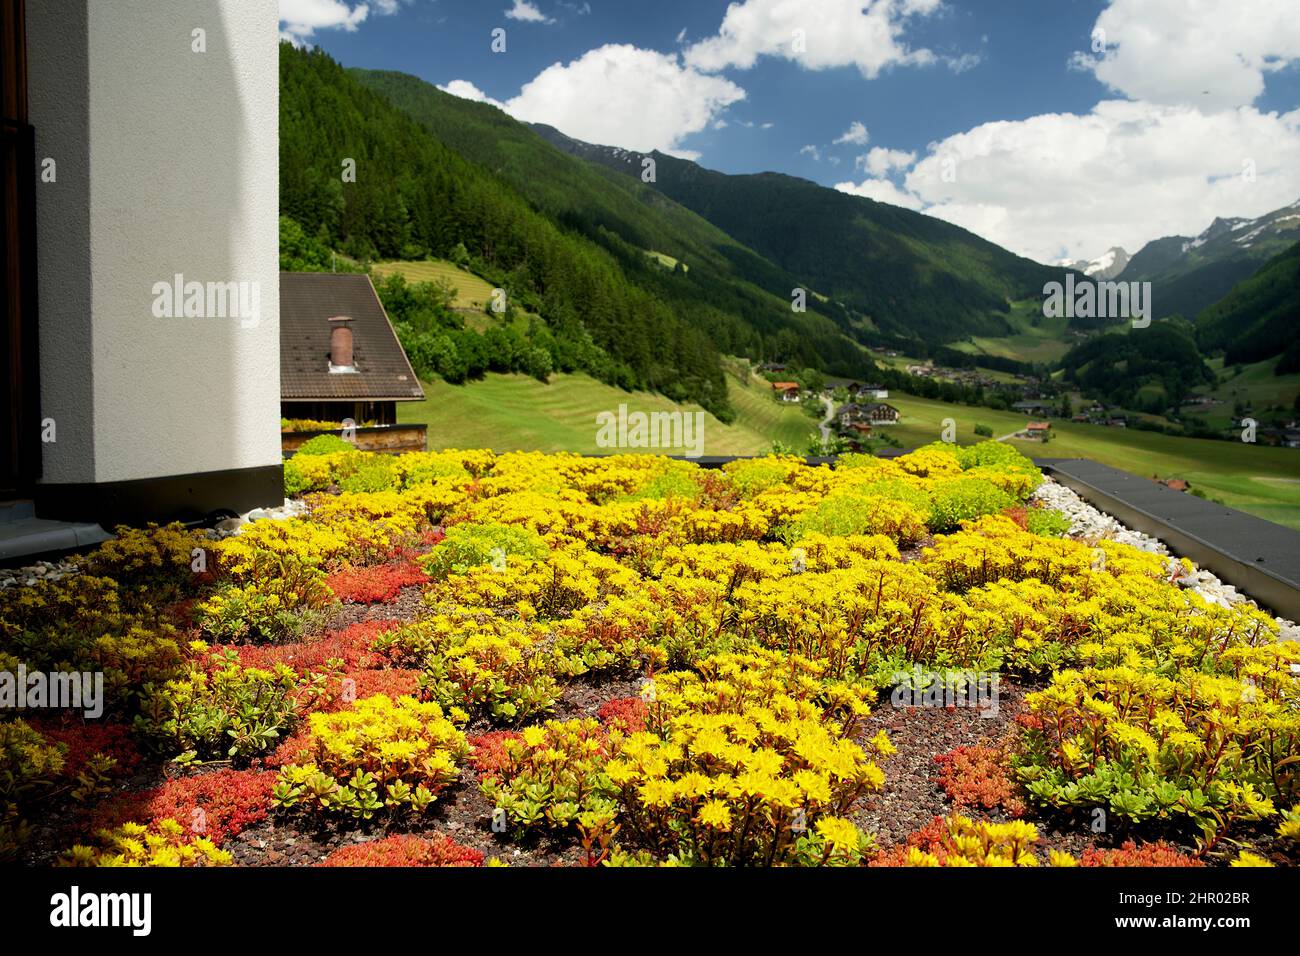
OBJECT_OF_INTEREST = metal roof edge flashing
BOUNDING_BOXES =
[1037,458,1300,623]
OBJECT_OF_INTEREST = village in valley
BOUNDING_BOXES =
[758,357,1102,452]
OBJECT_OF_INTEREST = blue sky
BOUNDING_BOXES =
[280,0,1300,264]
[287,0,1113,180]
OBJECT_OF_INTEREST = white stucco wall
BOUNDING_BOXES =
[30,0,281,485]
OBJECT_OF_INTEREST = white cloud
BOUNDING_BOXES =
[462,44,745,154]
[947,52,981,74]
[835,176,924,210]
[800,144,822,161]
[505,1,554,24]
[855,146,916,175]
[437,80,506,109]
[1073,0,1300,111]
[843,101,1300,263]
[278,0,409,43]
[685,0,945,78]
[831,6,1300,264]
[279,0,368,43]
[834,121,870,146]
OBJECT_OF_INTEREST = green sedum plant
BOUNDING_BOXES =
[422,522,550,579]
[0,719,67,860]
[135,649,325,761]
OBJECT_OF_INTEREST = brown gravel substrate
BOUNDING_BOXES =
[854,676,1037,848]
[554,671,644,721]
[897,534,935,563]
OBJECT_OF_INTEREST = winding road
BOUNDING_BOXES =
[818,395,835,444]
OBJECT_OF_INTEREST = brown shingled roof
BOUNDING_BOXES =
[280,273,425,402]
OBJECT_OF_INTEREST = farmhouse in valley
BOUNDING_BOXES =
[823,379,888,400]
[1021,421,1052,440]
[841,402,900,426]
[280,273,424,427]
[771,381,802,402]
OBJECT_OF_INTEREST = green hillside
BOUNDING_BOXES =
[1057,321,1214,413]
[1196,239,1300,368]
[281,43,754,417]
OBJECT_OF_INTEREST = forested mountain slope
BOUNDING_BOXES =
[1196,239,1300,371]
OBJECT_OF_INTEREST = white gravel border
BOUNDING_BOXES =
[1032,476,1299,643]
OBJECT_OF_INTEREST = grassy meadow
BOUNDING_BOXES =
[399,364,817,457]
[949,300,1075,365]
[1195,355,1300,430]
[373,259,497,310]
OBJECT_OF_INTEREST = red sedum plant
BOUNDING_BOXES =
[327,561,427,605]
[1079,840,1204,867]
[318,834,484,867]
[90,768,277,846]
[597,697,648,734]
[934,745,1026,817]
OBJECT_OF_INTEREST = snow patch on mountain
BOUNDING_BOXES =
[1060,246,1130,280]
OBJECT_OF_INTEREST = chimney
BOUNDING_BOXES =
[328,316,355,372]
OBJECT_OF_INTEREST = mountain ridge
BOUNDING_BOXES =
[1061,246,1130,280]
[1119,200,1300,319]
[527,122,1070,345]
